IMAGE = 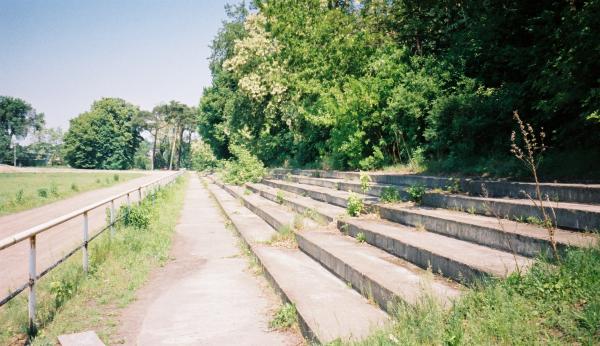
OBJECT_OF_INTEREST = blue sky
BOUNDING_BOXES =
[0,0,232,129]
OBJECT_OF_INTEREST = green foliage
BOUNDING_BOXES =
[269,303,297,330]
[359,172,371,194]
[14,189,24,204]
[198,1,600,177]
[62,98,143,169]
[219,144,266,185]
[275,190,285,204]
[37,188,48,198]
[346,192,364,217]
[355,245,600,345]
[190,139,218,171]
[70,183,78,192]
[380,187,402,203]
[406,184,427,204]
[122,204,151,230]
[356,232,366,243]
[0,96,45,164]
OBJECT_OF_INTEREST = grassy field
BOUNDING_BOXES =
[0,175,187,345]
[0,172,143,216]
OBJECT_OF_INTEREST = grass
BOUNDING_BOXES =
[347,244,600,345]
[0,172,143,216]
[269,303,298,330]
[0,175,187,345]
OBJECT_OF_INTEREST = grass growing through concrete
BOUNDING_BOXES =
[0,172,143,216]
[0,175,187,345]
[349,245,600,345]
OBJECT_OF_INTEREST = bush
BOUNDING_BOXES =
[269,303,297,330]
[37,188,48,198]
[113,174,120,182]
[220,144,266,185]
[122,204,151,230]
[347,192,364,217]
[191,140,218,171]
[406,184,426,204]
[380,187,402,203]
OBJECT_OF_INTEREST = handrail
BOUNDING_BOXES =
[0,171,181,250]
[0,170,183,334]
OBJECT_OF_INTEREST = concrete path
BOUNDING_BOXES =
[118,175,299,345]
[0,171,173,296]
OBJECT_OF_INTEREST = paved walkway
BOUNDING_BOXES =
[118,175,299,345]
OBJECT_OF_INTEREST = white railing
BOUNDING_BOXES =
[0,171,182,334]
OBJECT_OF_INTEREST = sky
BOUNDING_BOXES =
[0,0,232,129]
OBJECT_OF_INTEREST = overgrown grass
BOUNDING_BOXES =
[0,175,187,345]
[349,245,600,345]
[0,172,143,216]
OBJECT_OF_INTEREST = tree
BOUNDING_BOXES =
[0,96,44,164]
[62,98,143,169]
[141,107,167,170]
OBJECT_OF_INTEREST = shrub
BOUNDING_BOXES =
[356,232,366,243]
[70,183,79,191]
[347,192,364,216]
[276,190,285,204]
[380,187,402,203]
[220,144,266,185]
[190,139,218,171]
[113,174,120,181]
[406,184,427,204]
[123,204,151,230]
[37,188,49,198]
[359,172,371,194]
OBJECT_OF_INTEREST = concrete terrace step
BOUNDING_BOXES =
[247,182,532,284]
[271,168,600,205]
[225,183,463,311]
[423,193,600,231]
[271,173,600,232]
[204,181,388,343]
[264,178,597,258]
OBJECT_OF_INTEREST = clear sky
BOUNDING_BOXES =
[0,0,232,129]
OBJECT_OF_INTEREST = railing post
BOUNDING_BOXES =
[28,235,37,335]
[138,187,142,205]
[110,200,115,236]
[82,211,89,273]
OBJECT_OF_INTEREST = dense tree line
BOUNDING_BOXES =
[199,0,599,178]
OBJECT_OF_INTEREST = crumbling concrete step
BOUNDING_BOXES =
[245,182,345,223]
[265,179,597,257]
[423,193,600,231]
[263,179,378,209]
[225,183,463,311]
[271,169,600,205]
[244,182,532,284]
[205,182,388,343]
[339,218,533,284]
[271,174,405,198]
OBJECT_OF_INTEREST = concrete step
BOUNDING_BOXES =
[246,182,533,284]
[423,193,600,232]
[226,183,463,311]
[271,174,600,232]
[264,179,597,257]
[271,168,600,205]
[204,181,388,343]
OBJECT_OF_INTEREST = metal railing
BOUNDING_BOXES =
[0,171,182,333]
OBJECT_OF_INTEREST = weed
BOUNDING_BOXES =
[380,187,401,203]
[267,225,297,248]
[37,188,48,198]
[113,174,120,182]
[70,183,79,192]
[95,179,101,184]
[511,111,560,261]
[446,178,461,193]
[14,189,24,204]
[49,183,59,197]
[276,190,285,204]
[243,188,252,196]
[346,192,364,217]
[270,303,297,330]
[122,204,151,230]
[292,214,305,230]
[467,206,476,215]
[356,232,366,243]
[359,172,371,194]
[406,184,426,204]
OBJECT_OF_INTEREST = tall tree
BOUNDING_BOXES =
[0,96,44,164]
[63,98,143,169]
